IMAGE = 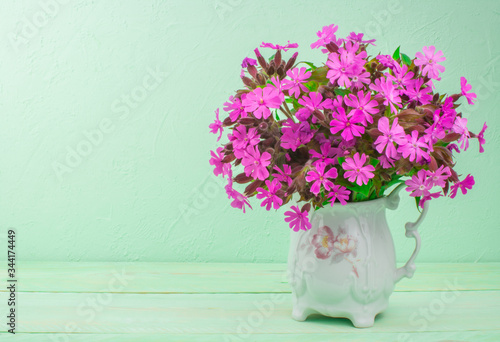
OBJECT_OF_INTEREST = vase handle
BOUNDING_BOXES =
[386,183,430,283]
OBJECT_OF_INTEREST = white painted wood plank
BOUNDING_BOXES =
[1,331,499,342]
[0,291,498,334]
[3,262,499,294]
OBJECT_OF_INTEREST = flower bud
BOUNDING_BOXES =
[234,173,253,184]
[367,128,382,140]
[267,64,275,76]
[276,65,285,78]
[312,109,325,121]
[225,142,233,151]
[239,117,255,125]
[432,93,440,103]
[244,180,262,196]
[448,168,459,183]
[286,184,296,196]
[442,133,461,142]
[247,65,257,78]
[294,172,306,191]
[241,76,256,88]
[285,52,298,72]
[258,122,268,131]
[301,203,311,213]
[221,153,236,163]
[450,93,461,102]
[443,180,450,196]
[223,117,234,126]
[262,137,275,148]
[254,48,268,70]
[265,147,275,155]
[274,50,282,67]
[376,63,387,71]
[429,156,438,171]
[256,73,266,85]
[325,42,339,53]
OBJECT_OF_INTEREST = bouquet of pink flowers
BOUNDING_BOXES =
[209,24,487,232]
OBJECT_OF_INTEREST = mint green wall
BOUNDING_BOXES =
[0,0,498,262]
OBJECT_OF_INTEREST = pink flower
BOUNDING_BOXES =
[344,90,379,125]
[370,77,402,114]
[209,108,223,141]
[326,52,352,88]
[342,152,376,186]
[404,78,432,105]
[232,125,260,158]
[374,117,407,158]
[281,120,315,151]
[449,174,475,199]
[209,147,231,177]
[330,107,365,141]
[460,77,477,105]
[426,165,451,188]
[284,205,312,232]
[419,191,442,208]
[397,130,430,163]
[376,54,398,68]
[260,41,298,51]
[272,164,293,187]
[241,145,271,180]
[241,57,257,68]
[405,169,432,198]
[349,68,371,89]
[223,95,247,122]
[346,32,376,46]
[256,179,283,210]
[477,122,487,153]
[305,162,339,195]
[424,121,446,147]
[311,24,340,49]
[327,185,351,205]
[387,63,414,89]
[242,86,283,119]
[436,97,457,130]
[297,91,333,122]
[309,143,337,167]
[225,171,252,213]
[414,46,446,80]
[311,226,335,259]
[282,67,311,99]
[378,154,396,169]
[452,116,470,151]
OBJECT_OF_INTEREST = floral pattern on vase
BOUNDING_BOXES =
[311,225,360,277]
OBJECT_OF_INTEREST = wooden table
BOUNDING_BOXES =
[1,262,499,341]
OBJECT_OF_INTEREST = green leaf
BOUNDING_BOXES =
[304,81,318,92]
[285,98,295,103]
[268,53,275,62]
[385,174,404,188]
[415,196,422,212]
[401,53,411,66]
[275,111,280,121]
[334,88,351,96]
[368,158,380,167]
[337,157,346,165]
[346,180,373,198]
[392,46,400,60]
[301,62,317,70]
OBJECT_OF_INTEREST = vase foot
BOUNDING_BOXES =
[350,314,375,328]
[291,306,315,321]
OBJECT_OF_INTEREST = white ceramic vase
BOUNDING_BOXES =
[287,183,429,328]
